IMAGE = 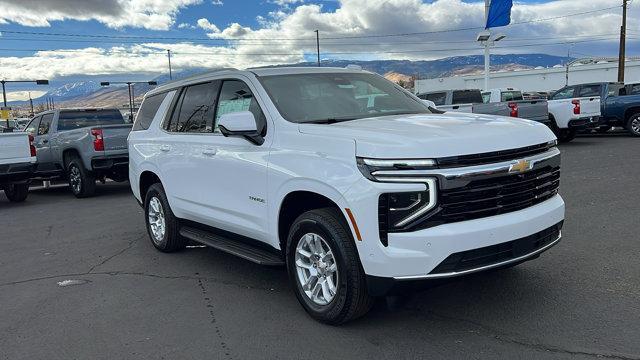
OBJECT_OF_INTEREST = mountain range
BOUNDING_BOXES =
[11,53,569,110]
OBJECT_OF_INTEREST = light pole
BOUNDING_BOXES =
[1,79,49,129]
[100,81,158,122]
[477,31,505,91]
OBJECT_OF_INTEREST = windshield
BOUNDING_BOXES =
[259,72,430,123]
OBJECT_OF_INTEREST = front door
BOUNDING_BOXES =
[33,113,57,173]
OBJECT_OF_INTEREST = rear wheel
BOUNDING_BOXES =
[144,183,186,252]
[626,113,640,137]
[67,157,95,198]
[557,129,576,143]
[286,208,373,325]
[3,183,29,202]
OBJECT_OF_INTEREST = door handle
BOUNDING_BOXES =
[160,145,171,152]
[202,147,217,156]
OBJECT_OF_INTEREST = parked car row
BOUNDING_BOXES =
[0,108,131,201]
[417,82,640,142]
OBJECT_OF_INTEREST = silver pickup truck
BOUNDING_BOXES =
[418,88,550,124]
[24,108,132,197]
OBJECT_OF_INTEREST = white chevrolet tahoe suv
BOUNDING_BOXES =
[129,67,565,324]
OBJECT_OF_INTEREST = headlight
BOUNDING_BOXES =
[378,178,437,228]
[357,157,436,180]
[377,179,438,246]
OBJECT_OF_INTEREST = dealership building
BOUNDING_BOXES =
[414,57,640,94]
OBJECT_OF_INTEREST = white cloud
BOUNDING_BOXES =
[0,0,633,81]
[0,0,201,30]
[6,90,47,102]
[197,18,221,33]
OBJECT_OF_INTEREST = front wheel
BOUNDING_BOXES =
[627,113,640,137]
[286,208,373,325]
[3,183,29,202]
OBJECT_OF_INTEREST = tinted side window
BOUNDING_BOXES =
[422,93,446,106]
[25,116,41,135]
[452,90,483,104]
[578,85,600,97]
[38,114,53,135]
[169,82,219,133]
[630,84,640,95]
[134,93,168,131]
[551,87,576,100]
[215,80,266,136]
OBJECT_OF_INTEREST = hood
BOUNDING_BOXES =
[298,113,555,158]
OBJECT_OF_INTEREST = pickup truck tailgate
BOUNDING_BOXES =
[577,97,601,117]
[0,133,33,165]
[101,124,132,152]
[516,100,549,122]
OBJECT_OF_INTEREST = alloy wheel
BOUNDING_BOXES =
[631,117,640,135]
[294,233,339,306]
[148,197,166,244]
[69,165,82,194]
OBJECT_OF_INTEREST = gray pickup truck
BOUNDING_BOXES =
[24,108,132,197]
[418,88,549,124]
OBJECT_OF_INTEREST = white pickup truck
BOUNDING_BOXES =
[0,131,36,202]
[129,67,565,324]
[547,87,601,142]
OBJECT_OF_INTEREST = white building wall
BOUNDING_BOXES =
[415,59,640,93]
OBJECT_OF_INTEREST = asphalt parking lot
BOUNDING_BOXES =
[1,133,639,360]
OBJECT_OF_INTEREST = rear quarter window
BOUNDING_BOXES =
[421,92,446,106]
[452,90,483,104]
[57,110,125,131]
[134,93,168,131]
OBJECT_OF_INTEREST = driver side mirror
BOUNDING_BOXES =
[217,111,264,145]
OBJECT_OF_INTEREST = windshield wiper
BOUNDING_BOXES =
[303,117,360,124]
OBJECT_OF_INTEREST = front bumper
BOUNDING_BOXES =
[345,170,565,284]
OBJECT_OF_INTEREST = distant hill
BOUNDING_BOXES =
[10,54,569,110]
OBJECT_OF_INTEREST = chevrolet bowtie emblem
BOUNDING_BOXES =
[509,159,532,174]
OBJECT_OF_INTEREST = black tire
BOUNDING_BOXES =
[626,113,640,137]
[144,183,186,252]
[286,208,373,325]
[3,183,29,202]
[67,157,96,198]
[596,125,612,133]
[557,129,576,143]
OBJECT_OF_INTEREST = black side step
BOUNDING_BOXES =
[179,226,284,266]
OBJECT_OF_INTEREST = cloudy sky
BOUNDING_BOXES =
[0,0,637,99]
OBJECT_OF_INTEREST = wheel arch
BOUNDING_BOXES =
[139,170,162,204]
[624,106,640,123]
[277,189,355,254]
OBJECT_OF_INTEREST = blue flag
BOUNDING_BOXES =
[486,0,513,29]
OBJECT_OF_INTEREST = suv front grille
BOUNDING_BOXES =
[436,142,553,168]
[433,165,560,225]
